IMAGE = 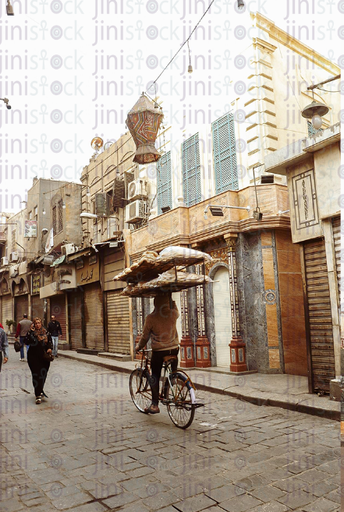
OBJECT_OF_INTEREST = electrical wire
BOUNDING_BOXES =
[147,0,216,93]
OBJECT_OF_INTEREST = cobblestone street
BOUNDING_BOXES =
[0,356,341,512]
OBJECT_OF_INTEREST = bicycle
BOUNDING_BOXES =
[129,349,204,429]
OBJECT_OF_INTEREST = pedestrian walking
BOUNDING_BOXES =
[15,314,32,361]
[25,317,53,404]
[135,292,180,414]
[47,315,62,358]
[0,326,9,372]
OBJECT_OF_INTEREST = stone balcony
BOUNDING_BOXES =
[128,184,290,259]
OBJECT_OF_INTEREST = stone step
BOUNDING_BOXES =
[97,352,132,362]
[76,348,99,355]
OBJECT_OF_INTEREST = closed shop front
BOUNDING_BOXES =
[2,294,12,327]
[68,291,83,350]
[106,292,130,354]
[31,295,44,322]
[84,282,104,351]
[303,238,335,393]
[50,294,67,341]
[102,248,130,354]
[332,216,341,301]
[15,295,29,324]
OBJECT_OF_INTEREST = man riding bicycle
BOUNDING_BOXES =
[135,291,179,414]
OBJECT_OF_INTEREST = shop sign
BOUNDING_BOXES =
[32,274,41,295]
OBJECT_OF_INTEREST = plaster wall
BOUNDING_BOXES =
[314,142,341,220]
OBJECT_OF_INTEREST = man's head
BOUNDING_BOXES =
[51,315,56,321]
[23,314,27,318]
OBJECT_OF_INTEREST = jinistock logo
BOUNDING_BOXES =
[0,0,85,17]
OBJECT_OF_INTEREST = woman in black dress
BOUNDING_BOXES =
[26,317,53,404]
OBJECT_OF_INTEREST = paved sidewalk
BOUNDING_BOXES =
[58,350,341,421]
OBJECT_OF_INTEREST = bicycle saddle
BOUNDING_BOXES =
[163,355,178,364]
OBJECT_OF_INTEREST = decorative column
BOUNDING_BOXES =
[195,264,211,368]
[179,290,195,368]
[224,234,247,372]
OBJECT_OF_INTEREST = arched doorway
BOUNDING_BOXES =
[213,266,231,367]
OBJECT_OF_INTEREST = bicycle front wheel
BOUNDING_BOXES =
[129,368,152,413]
[166,373,195,429]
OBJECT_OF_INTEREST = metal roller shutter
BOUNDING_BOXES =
[31,295,44,322]
[2,295,12,327]
[84,283,104,351]
[332,216,341,303]
[15,295,28,324]
[304,239,335,393]
[107,292,130,354]
[68,292,83,350]
[50,295,67,341]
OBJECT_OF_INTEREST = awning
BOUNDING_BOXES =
[68,248,93,261]
[51,255,66,267]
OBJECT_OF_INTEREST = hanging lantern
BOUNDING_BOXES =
[126,92,164,164]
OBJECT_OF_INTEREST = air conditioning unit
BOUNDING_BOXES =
[2,257,8,265]
[125,200,146,224]
[127,179,147,201]
[61,243,76,256]
[10,252,19,262]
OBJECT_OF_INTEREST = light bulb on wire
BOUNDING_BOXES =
[237,0,245,10]
[187,40,193,74]
[311,114,322,130]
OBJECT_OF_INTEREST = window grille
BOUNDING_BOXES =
[52,206,57,235]
[11,229,16,252]
[157,151,172,214]
[182,133,202,206]
[58,200,63,233]
[212,112,238,193]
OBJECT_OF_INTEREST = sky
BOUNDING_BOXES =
[0,0,342,212]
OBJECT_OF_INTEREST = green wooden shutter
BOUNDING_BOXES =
[157,151,172,215]
[182,133,201,206]
[212,113,238,193]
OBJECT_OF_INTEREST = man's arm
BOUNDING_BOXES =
[136,317,152,352]
[15,323,21,338]
[58,322,62,336]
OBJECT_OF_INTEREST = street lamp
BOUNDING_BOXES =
[204,204,250,219]
[6,1,14,15]
[0,98,11,110]
[251,163,264,221]
[301,74,340,130]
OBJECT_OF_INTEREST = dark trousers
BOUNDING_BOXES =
[150,348,179,405]
[27,351,50,398]
[20,336,27,359]
[0,352,2,372]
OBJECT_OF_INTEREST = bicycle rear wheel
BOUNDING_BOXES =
[129,368,152,413]
[166,373,195,429]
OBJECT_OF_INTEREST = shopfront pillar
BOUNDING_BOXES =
[224,234,247,372]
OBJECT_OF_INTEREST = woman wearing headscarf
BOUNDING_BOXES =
[25,317,53,404]
[135,292,179,414]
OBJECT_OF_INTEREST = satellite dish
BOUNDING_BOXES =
[91,137,104,151]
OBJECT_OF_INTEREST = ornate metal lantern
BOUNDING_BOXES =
[126,93,164,164]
